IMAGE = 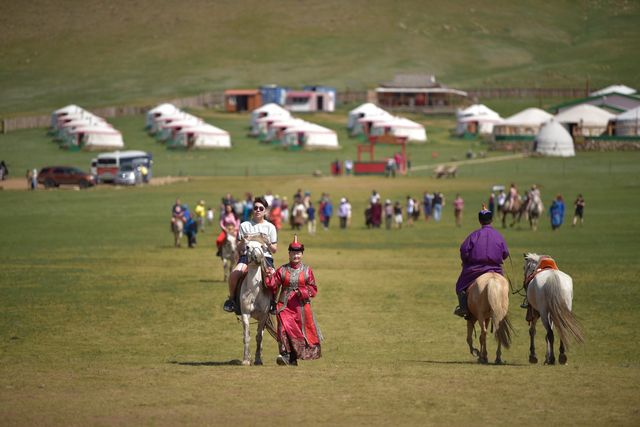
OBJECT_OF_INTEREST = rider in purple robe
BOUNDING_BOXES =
[453,206,510,317]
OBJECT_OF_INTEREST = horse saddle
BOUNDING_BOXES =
[525,257,559,287]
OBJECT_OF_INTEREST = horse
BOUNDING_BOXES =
[520,192,544,231]
[465,272,514,364]
[523,253,584,365]
[500,196,522,228]
[220,224,238,282]
[171,217,184,247]
[239,235,273,366]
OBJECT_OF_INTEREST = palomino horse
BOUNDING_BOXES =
[465,272,514,364]
[171,217,184,247]
[239,235,273,366]
[521,192,544,231]
[500,196,522,228]
[523,253,584,365]
[220,224,238,282]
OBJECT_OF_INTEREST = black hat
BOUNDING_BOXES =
[478,204,493,224]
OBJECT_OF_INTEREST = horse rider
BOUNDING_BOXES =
[454,205,510,317]
[216,203,240,257]
[266,235,322,366]
[223,196,278,313]
[507,183,519,211]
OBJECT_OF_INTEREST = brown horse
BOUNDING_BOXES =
[466,272,514,364]
[500,197,522,228]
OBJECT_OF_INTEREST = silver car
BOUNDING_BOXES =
[114,164,142,186]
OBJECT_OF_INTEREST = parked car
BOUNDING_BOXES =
[114,164,142,186]
[38,166,96,189]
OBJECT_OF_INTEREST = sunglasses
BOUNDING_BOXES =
[253,205,265,212]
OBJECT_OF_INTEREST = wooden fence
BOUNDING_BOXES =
[1,88,585,133]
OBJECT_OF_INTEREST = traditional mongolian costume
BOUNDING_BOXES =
[454,206,510,317]
[266,236,322,365]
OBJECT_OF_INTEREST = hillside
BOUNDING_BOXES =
[1,0,639,115]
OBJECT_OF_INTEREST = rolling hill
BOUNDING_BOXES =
[1,0,639,115]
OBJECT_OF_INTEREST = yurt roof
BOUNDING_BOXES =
[253,103,290,114]
[372,116,424,129]
[617,106,640,121]
[554,104,615,126]
[349,103,385,114]
[502,108,553,126]
[457,104,501,119]
[590,84,637,97]
[149,103,179,114]
[179,124,229,135]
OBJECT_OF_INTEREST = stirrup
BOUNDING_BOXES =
[520,302,529,309]
[453,306,468,318]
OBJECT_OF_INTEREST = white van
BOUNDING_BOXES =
[95,150,152,183]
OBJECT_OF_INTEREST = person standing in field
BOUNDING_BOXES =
[453,205,510,317]
[321,195,333,230]
[306,202,316,235]
[549,194,565,231]
[453,194,464,227]
[384,200,393,229]
[194,200,206,232]
[223,196,278,313]
[423,191,433,221]
[393,201,403,228]
[406,196,415,227]
[573,194,585,226]
[266,236,322,366]
[433,192,444,222]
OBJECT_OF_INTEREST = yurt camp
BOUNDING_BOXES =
[282,123,339,149]
[534,119,575,157]
[169,124,231,149]
[249,103,291,136]
[145,104,180,130]
[554,104,615,137]
[455,104,502,136]
[369,116,427,143]
[347,103,392,136]
[493,108,553,139]
[613,107,640,136]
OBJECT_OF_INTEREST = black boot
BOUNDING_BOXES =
[520,297,529,309]
[453,291,469,317]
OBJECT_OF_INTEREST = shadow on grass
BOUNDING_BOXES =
[405,359,526,366]
[169,360,243,367]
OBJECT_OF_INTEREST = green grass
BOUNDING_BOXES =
[1,1,639,115]
[1,149,639,425]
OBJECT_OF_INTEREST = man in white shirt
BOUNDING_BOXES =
[223,196,278,313]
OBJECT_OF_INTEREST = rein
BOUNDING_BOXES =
[506,254,527,297]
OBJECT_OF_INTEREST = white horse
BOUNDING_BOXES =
[239,236,273,366]
[220,225,238,282]
[171,217,184,247]
[523,192,544,231]
[524,253,584,365]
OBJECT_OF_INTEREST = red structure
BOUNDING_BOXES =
[354,134,408,175]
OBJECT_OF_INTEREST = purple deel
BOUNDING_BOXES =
[455,225,510,293]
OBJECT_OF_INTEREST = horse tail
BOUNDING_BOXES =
[544,271,584,349]
[487,275,514,349]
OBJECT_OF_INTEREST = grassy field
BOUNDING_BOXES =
[1,0,639,115]
[1,148,639,425]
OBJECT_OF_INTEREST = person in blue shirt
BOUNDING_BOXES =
[549,194,565,231]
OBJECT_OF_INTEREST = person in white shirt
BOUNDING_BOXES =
[223,196,278,313]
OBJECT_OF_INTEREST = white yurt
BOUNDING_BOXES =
[534,119,575,157]
[149,111,196,135]
[51,105,85,129]
[456,104,502,135]
[554,104,615,136]
[282,123,339,149]
[614,106,640,136]
[146,103,180,130]
[370,116,427,142]
[264,118,308,142]
[171,124,231,149]
[156,117,204,142]
[69,125,125,150]
[347,103,391,135]
[249,103,291,136]
[590,84,637,97]
[493,108,553,137]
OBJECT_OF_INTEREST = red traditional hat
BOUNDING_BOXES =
[288,234,304,252]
